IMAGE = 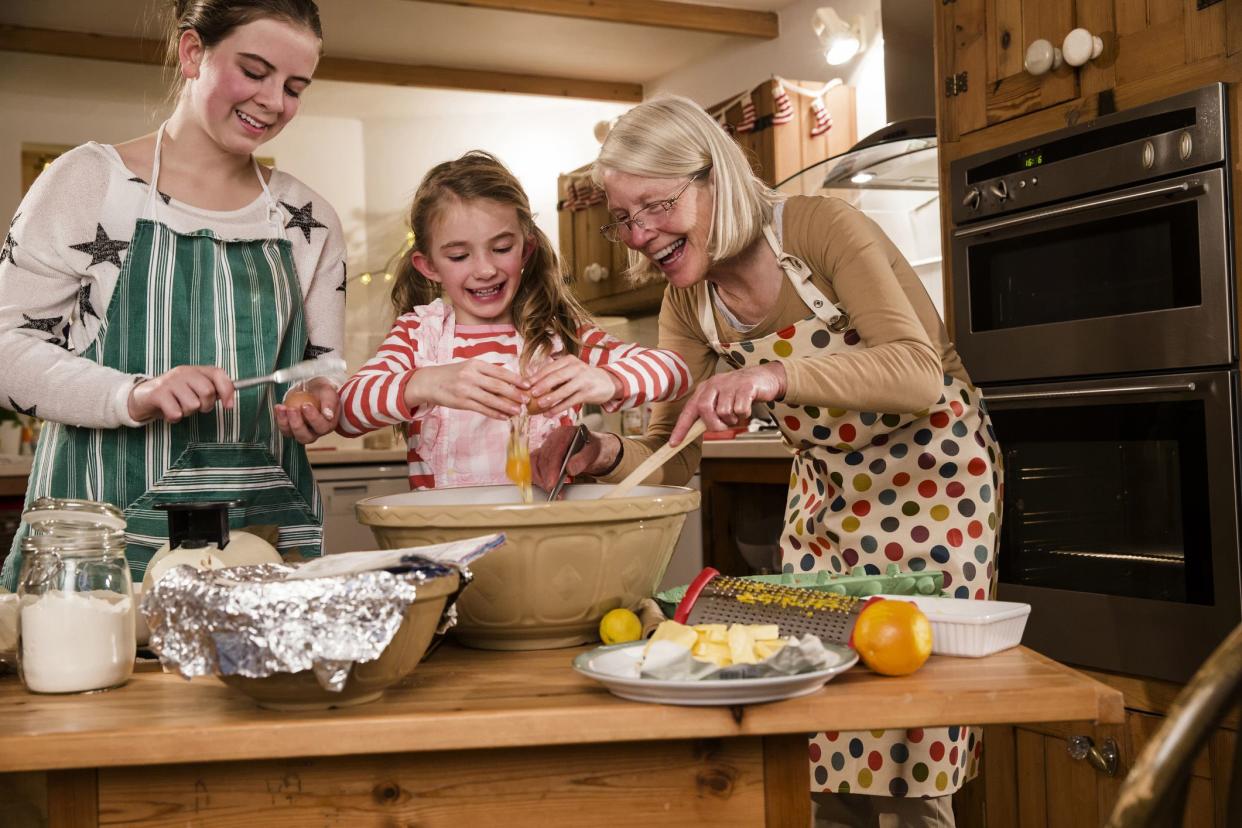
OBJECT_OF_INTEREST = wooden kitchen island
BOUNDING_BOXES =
[0,643,1122,827]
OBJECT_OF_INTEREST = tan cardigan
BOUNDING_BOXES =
[597,195,971,486]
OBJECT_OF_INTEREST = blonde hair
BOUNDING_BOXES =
[392,151,589,366]
[594,95,781,283]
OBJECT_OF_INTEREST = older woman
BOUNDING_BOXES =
[531,96,1001,827]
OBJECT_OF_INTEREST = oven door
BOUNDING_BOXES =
[952,168,1232,383]
[985,370,1242,681]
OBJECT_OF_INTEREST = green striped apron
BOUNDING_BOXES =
[2,125,323,590]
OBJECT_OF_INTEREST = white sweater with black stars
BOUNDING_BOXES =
[0,142,346,429]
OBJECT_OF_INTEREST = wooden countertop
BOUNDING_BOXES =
[701,434,792,460]
[306,447,406,465]
[0,643,1122,774]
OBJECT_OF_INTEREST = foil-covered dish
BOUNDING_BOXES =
[143,534,503,693]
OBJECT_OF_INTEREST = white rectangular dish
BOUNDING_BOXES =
[875,595,1031,658]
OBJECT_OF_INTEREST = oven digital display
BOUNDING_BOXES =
[1021,149,1044,169]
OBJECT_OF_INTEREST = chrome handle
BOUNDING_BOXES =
[985,381,1197,403]
[954,180,1203,238]
[1068,735,1120,776]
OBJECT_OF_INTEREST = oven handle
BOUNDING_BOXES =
[985,381,1198,403]
[953,180,1204,238]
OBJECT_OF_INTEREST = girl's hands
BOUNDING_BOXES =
[406,359,527,420]
[275,378,340,444]
[128,365,235,424]
[670,363,787,445]
[524,356,623,414]
[530,425,619,490]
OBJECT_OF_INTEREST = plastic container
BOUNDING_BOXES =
[875,594,1031,657]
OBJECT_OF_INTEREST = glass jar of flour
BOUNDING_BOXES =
[17,498,134,694]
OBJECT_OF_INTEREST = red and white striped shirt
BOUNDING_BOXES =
[338,300,689,490]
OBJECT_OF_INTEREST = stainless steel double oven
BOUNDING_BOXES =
[948,84,1239,681]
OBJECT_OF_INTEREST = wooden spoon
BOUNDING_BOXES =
[602,420,708,500]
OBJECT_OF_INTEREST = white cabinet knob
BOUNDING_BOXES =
[1062,28,1104,67]
[1024,39,1063,76]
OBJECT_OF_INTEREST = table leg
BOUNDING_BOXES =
[764,733,811,827]
[47,769,98,828]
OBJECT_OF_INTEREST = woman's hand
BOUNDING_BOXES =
[524,356,623,414]
[670,363,787,445]
[530,425,620,490]
[406,359,527,420]
[128,365,235,424]
[275,377,340,444]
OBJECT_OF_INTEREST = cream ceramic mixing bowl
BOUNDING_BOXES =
[356,484,699,650]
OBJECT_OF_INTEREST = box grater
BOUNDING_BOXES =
[673,567,880,646]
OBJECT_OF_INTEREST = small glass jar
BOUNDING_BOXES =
[17,497,135,694]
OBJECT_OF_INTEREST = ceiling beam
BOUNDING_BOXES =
[412,0,779,39]
[0,25,643,102]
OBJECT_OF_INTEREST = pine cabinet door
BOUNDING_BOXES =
[938,0,1081,140]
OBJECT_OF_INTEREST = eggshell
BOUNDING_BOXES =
[283,390,320,411]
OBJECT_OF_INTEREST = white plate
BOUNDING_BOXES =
[874,595,1031,657]
[573,642,858,706]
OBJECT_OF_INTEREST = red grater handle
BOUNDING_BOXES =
[673,567,721,624]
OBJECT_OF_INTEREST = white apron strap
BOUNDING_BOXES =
[146,122,284,235]
[694,224,849,345]
[760,225,847,327]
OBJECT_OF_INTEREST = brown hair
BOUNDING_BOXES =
[392,151,589,365]
[165,0,323,95]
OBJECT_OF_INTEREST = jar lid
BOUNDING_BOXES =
[22,497,127,532]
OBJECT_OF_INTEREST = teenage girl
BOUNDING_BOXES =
[0,0,345,589]
[337,151,690,490]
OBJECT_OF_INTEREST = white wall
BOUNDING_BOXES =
[648,0,888,139]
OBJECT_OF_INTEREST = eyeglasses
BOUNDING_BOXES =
[599,172,705,243]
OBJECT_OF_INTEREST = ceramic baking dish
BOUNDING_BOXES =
[875,595,1031,658]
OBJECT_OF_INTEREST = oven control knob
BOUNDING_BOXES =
[1024,39,1063,76]
[1141,141,1155,169]
[1179,131,1193,160]
[1062,28,1104,68]
[962,187,982,210]
[988,181,1009,201]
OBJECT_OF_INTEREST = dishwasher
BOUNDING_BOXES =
[315,463,409,553]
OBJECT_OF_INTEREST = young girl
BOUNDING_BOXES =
[0,0,345,590]
[338,151,689,490]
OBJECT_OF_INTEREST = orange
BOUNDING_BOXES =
[851,599,933,676]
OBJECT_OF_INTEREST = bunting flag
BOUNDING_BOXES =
[735,94,757,133]
[564,177,605,212]
[772,81,794,125]
[809,96,833,137]
[581,181,605,207]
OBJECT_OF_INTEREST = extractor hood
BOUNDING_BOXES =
[777,0,937,194]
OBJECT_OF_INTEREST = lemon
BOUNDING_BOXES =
[599,608,642,645]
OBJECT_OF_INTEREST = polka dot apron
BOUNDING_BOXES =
[695,224,1003,800]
